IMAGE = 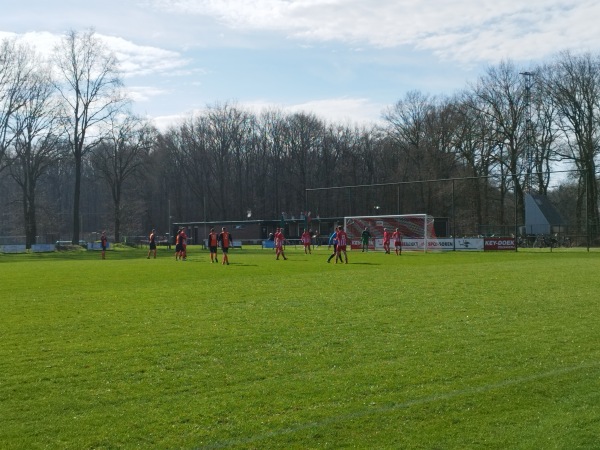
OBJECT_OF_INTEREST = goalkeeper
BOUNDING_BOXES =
[360,227,371,252]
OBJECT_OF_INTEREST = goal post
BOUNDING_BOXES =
[344,214,436,252]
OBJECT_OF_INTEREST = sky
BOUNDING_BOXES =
[2,0,600,130]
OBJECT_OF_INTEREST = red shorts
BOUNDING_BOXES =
[395,241,402,247]
[337,245,347,252]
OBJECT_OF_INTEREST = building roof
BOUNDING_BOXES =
[527,193,565,226]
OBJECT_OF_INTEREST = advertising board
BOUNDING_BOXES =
[484,237,516,251]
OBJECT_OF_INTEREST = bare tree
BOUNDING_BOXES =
[91,114,155,242]
[530,72,560,194]
[541,51,600,238]
[204,103,249,220]
[284,112,325,211]
[0,38,34,173]
[257,109,287,218]
[229,109,253,220]
[383,90,433,183]
[160,115,215,225]
[183,116,211,217]
[52,29,127,244]
[383,90,461,212]
[9,60,62,248]
[450,93,499,229]
[467,61,528,220]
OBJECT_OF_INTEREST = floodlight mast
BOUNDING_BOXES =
[520,71,534,193]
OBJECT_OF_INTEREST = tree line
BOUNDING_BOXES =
[1,29,599,247]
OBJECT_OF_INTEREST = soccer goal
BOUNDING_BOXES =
[344,214,436,252]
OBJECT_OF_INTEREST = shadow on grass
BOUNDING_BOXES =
[0,246,161,263]
[347,262,382,265]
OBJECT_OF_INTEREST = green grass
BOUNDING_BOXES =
[1,246,599,449]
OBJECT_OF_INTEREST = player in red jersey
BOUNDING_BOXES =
[218,227,232,265]
[392,228,403,255]
[274,227,287,260]
[301,228,312,254]
[383,228,391,254]
[335,225,348,264]
[208,227,219,263]
[179,228,188,260]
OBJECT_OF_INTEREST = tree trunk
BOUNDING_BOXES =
[114,205,121,243]
[72,152,81,244]
[584,164,600,240]
[25,181,37,249]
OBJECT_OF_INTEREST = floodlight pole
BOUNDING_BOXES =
[514,178,519,252]
[520,71,534,193]
[585,169,590,251]
[452,179,456,251]
[168,199,172,249]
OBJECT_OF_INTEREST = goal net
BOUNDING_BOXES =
[344,214,436,252]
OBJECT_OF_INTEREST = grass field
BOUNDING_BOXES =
[1,245,599,449]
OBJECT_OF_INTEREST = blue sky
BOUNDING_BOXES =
[2,0,599,129]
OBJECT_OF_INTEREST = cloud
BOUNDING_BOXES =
[5,0,600,134]
[284,97,384,125]
[3,30,189,79]
[147,113,189,131]
[4,31,61,58]
[3,30,193,119]
[236,97,385,125]
[148,97,385,132]
[127,85,171,103]
[101,35,190,77]
[150,0,600,64]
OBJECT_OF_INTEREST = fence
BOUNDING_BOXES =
[306,172,596,249]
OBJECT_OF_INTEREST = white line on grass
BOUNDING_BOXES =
[198,362,599,449]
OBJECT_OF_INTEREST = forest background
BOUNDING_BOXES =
[1,30,599,247]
